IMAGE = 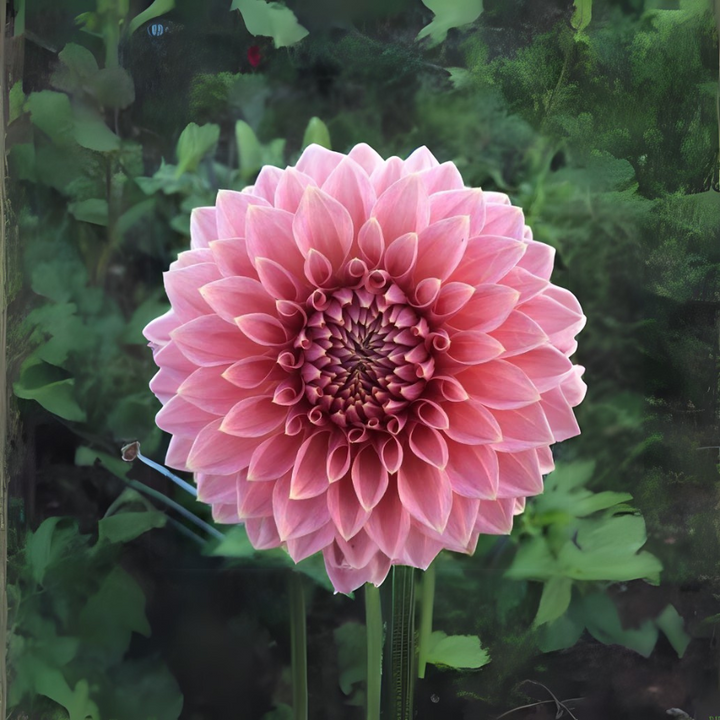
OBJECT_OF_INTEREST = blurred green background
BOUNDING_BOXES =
[5,0,720,718]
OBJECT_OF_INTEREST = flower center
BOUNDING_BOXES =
[298,282,434,432]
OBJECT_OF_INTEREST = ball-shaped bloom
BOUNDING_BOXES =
[144,144,586,593]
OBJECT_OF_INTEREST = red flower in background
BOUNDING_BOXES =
[248,46,261,68]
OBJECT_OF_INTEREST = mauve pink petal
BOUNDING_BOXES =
[209,238,257,279]
[396,524,445,568]
[419,162,464,193]
[496,449,544,498]
[365,483,411,558]
[322,157,376,243]
[274,167,318,213]
[474,498,515,535]
[221,395,286,438]
[417,493,480,551]
[144,310,179,346]
[520,293,585,355]
[431,282,475,321]
[429,188,485,235]
[561,365,587,407]
[544,284,584,316]
[328,478,371,540]
[488,311,548,358]
[408,423,448,469]
[196,472,239,504]
[273,474,331,540]
[377,434,403,474]
[178,365,246,414]
[482,204,524,239]
[303,249,335,288]
[425,375,470,403]
[412,277,442,308]
[517,240,555,280]
[290,432,331,499]
[212,502,240,523]
[327,432,351,482]
[149,367,185,404]
[215,190,271,238]
[223,356,278,389]
[456,360,540,410]
[248,432,305,481]
[295,144,345,185]
[348,143,385,176]
[190,207,218,249]
[165,435,194,471]
[405,146,440,171]
[484,191,511,205]
[187,418,260,473]
[514,497,527,515]
[236,313,289,346]
[373,174,430,243]
[444,399,502,445]
[152,340,196,374]
[384,232,418,282]
[369,156,405,196]
[252,166,284,203]
[256,257,307,302]
[450,235,526,286]
[164,263,222,320]
[358,218,385,269]
[506,346,573,393]
[156,395,219,436]
[286,522,336,562]
[498,266,548,304]
[540,386,581,442]
[172,314,260,366]
[170,248,214,271]
[323,544,391,594]
[351,444,389,511]
[397,453,452,533]
[536,446,555,474]
[445,441,499,499]
[492,403,555,452]
[414,215,469,282]
[444,330,505,366]
[336,530,378,569]
[237,476,275,518]
[447,285,519,333]
[293,186,353,270]
[245,515,282,549]
[246,206,306,277]
[200,276,276,322]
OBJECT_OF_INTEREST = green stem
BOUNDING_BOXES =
[289,573,308,720]
[365,583,382,720]
[417,562,436,679]
[385,566,416,720]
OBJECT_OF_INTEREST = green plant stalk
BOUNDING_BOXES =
[365,583,382,720]
[384,566,416,720]
[289,573,308,720]
[417,562,436,679]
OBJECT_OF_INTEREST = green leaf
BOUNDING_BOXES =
[72,109,121,152]
[75,446,131,481]
[557,515,663,583]
[98,511,166,544]
[26,91,74,144]
[571,0,592,32]
[68,198,109,226]
[33,669,99,720]
[235,119,264,178]
[231,0,309,48]
[416,0,484,48]
[79,565,151,655]
[175,122,220,176]
[533,576,573,627]
[655,604,691,658]
[14,359,87,422]
[262,705,294,720]
[538,609,585,653]
[334,622,366,695]
[9,80,26,123]
[26,517,65,584]
[116,198,156,239]
[51,43,99,94]
[302,117,331,150]
[87,67,135,109]
[128,0,175,35]
[425,631,490,670]
[506,536,559,581]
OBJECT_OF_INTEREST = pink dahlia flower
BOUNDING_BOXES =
[144,144,586,593]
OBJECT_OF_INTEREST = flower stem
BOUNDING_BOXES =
[417,561,436,679]
[289,573,308,720]
[385,566,416,720]
[364,583,382,720]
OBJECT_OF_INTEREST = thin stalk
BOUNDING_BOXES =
[364,583,382,720]
[386,566,416,720]
[289,573,308,720]
[135,451,198,497]
[417,562,436,679]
